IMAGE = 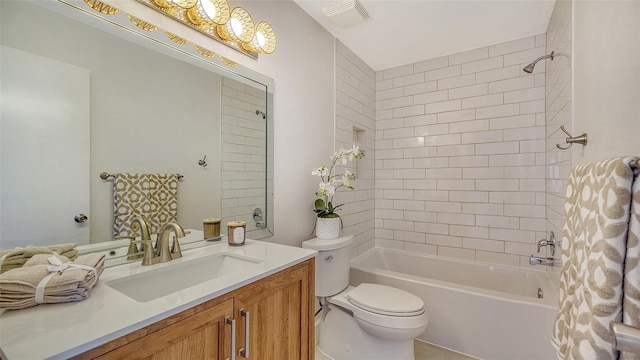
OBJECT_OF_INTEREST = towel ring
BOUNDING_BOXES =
[556,125,588,150]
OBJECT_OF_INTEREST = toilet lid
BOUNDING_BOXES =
[346,283,424,317]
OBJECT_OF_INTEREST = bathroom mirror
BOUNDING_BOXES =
[0,0,274,252]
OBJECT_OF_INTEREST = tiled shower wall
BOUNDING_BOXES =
[545,0,572,267]
[374,35,548,267]
[335,41,376,256]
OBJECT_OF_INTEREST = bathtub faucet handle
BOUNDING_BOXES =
[536,231,557,256]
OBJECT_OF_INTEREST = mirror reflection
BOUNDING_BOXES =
[0,0,274,256]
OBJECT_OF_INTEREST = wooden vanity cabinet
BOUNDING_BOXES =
[72,259,314,360]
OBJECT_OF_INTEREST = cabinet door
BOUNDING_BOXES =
[233,260,314,360]
[94,299,233,360]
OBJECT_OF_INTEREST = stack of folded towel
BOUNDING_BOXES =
[0,252,105,310]
[0,243,78,274]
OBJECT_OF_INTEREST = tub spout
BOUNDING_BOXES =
[529,255,555,266]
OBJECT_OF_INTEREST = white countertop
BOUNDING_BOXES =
[0,239,316,360]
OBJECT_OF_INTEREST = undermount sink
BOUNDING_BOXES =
[106,252,263,302]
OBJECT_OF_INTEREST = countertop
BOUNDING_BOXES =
[0,239,317,360]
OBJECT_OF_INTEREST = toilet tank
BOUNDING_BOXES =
[302,235,353,297]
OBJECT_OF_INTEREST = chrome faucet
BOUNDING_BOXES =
[529,255,555,266]
[537,231,557,256]
[156,222,186,262]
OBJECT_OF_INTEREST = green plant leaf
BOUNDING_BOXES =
[314,199,325,211]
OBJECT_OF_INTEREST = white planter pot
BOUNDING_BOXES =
[316,217,341,240]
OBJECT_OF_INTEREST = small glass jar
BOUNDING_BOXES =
[227,221,247,246]
[203,218,221,240]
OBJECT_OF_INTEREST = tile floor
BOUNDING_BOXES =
[315,340,477,360]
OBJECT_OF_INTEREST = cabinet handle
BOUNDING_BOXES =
[239,309,250,358]
[225,316,236,360]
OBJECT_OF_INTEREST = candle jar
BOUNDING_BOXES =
[203,218,221,240]
[227,221,247,246]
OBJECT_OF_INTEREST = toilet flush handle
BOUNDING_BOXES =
[325,255,334,261]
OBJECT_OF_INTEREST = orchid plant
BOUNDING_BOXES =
[312,145,365,218]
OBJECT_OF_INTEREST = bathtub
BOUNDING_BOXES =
[349,248,558,360]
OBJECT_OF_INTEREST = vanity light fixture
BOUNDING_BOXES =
[194,44,216,58]
[84,0,119,15]
[216,7,255,43]
[186,0,230,27]
[164,31,188,44]
[127,14,157,31]
[137,0,277,58]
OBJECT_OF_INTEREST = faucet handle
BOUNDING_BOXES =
[170,235,182,260]
[132,240,159,266]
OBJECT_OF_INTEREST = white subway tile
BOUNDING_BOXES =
[382,64,413,80]
[461,57,504,74]
[393,73,425,88]
[462,203,504,215]
[416,222,449,235]
[426,200,462,213]
[519,139,545,152]
[414,190,449,201]
[436,144,475,157]
[394,230,426,243]
[476,104,520,119]
[393,137,425,148]
[376,238,404,250]
[450,225,488,238]
[436,179,475,191]
[376,87,404,101]
[503,47,546,66]
[403,81,438,96]
[393,200,426,211]
[404,114,438,127]
[476,179,520,191]
[504,204,545,218]
[415,123,449,137]
[426,234,462,247]
[414,56,449,73]
[489,153,536,166]
[382,96,413,109]
[425,99,462,114]
[384,127,415,139]
[438,213,475,226]
[490,228,536,243]
[475,251,519,267]
[461,130,504,144]
[404,179,437,190]
[383,189,414,200]
[424,133,461,146]
[461,93,504,109]
[505,166,545,179]
[437,74,476,90]
[476,65,521,84]
[383,219,414,231]
[489,114,536,130]
[376,148,404,159]
[476,215,520,229]
[383,159,413,169]
[488,76,535,93]
[449,84,488,100]
[449,47,488,65]
[504,86,545,104]
[449,191,488,203]
[489,36,535,57]
[403,146,437,158]
[448,155,489,167]
[504,126,545,141]
[424,65,462,81]
[438,109,476,123]
[489,191,536,204]
[414,157,450,169]
[520,179,545,192]
[519,217,546,231]
[504,242,536,257]
[463,167,505,179]
[437,246,476,261]
[404,210,438,223]
[413,90,448,105]
[376,78,392,90]
[375,179,404,189]
[449,119,490,134]
[394,169,426,179]
[403,242,438,255]
[475,141,519,155]
[520,100,545,114]
[426,168,462,179]
[393,105,425,118]
[463,238,505,252]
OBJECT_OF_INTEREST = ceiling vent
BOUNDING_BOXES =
[322,0,370,28]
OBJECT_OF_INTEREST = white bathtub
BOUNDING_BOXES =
[349,248,558,360]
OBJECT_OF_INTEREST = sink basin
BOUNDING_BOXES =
[106,252,263,302]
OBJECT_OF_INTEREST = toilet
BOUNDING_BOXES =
[302,235,428,360]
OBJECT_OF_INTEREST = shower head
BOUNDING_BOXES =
[255,110,266,119]
[522,51,554,73]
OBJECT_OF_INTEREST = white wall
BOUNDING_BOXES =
[572,0,640,164]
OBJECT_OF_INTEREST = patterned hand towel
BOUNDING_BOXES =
[112,173,179,237]
[0,253,105,310]
[624,164,640,359]
[551,157,639,360]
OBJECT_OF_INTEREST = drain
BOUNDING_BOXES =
[537,287,544,299]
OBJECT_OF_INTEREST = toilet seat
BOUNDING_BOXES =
[327,284,428,331]
[346,283,424,317]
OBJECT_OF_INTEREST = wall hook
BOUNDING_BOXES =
[198,155,207,167]
[556,125,588,150]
